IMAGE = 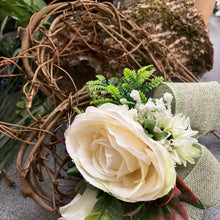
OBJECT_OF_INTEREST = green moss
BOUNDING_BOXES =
[161,6,200,37]
[131,0,200,37]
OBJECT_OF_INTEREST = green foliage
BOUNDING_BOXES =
[139,90,147,104]
[90,98,117,106]
[85,194,123,220]
[16,88,53,122]
[85,66,163,109]
[108,77,118,86]
[143,118,169,141]
[106,85,121,101]
[0,77,24,170]
[123,66,154,91]
[0,0,47,59]
[83,174,204,219]
[0,0,48,171]
[0,78,53,171]
[67,167,80,176]
[0,0,46,27]
[96,75,106,82]
[143,119,156,133]
[142,76,164,93]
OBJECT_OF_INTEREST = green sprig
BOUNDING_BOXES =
[84,66,163,108]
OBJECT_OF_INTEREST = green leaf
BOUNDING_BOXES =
[137,65,154,78]
[136,66,153,87]
[124,202,145,217]
[90,98,115,106]
[143,119,156,133]
[139,90,147,104]
[0,0,46,27]
[67,160,75,168]
[73,107,83,114]
[16,100,25,109]
[85,195,123,220]
[108,77,118,86]
[96,75,106,82]
[143,76,164,93]
[107,85,121,101]
[125,101,135,106]
[123,68,137,84]
[121,83,131,93]
[67,167,80,176]
[74,180,88,195]
[153,131,169,141]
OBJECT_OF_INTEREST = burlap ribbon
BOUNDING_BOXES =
[154,82,220,220]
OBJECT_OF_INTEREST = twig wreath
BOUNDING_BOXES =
[0,0,219,219]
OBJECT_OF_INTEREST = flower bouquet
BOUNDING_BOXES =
[58,66,220,220]
[0,1,219,219]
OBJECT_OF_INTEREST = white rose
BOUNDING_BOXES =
[65,103,176,202]
[59,188,98,220]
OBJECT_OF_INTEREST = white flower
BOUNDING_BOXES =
[130,90,141,104]
[144,98,157,111]
[163,92,173,105]
[65,103,176,202]
[129,92,199,166]
[132,98,157,124]
[156,112,198,166]
[59,188,98,220]
[163,92,173,112]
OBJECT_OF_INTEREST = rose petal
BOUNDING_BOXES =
[59,188,98,220]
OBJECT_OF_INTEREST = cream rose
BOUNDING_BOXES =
[59,188,98,220]
[65,103,176,202]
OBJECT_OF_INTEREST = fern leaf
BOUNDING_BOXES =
[89,85,107,91]
[136,66,155,87]
[96,75,106,81]
[138,69,154,81]
[121,83,131,93]
[108,77,118,86]
[123,68,137,84]
[86,79,104,86]
[136,78,145,88]
[137,65,153,78]
[139,90,147,104]
[90,98,112,106]
[107,85,121,100]
[143,76,164,93]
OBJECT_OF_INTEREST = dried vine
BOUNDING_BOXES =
[0,0,215,216]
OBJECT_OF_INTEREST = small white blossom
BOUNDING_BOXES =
[155,97,167,112]
[130,90,141,103]
[144,98,157,111]
[163,92,173,105]
[163,92,173,112]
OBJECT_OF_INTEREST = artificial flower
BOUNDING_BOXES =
[131,91,199,166]
[59,188,98,220]
[65,103,176,202]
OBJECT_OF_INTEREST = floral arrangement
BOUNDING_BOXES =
[59,66,205,220]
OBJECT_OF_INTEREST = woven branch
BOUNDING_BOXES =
[0,0,214,216]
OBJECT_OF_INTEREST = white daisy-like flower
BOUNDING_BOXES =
[155,110,199,166]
